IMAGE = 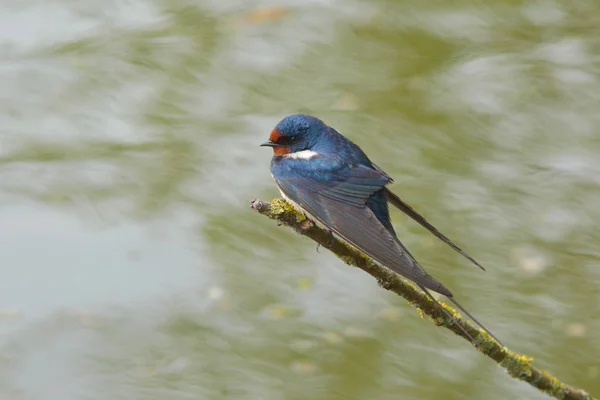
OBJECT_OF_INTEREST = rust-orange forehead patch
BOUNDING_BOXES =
[269,128,283,143]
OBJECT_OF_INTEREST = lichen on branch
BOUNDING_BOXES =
[250,198,595,400]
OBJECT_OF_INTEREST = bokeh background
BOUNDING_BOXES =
[1,1,599,399]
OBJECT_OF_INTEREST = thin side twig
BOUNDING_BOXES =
[250,198,595,400]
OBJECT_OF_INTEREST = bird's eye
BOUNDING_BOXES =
[275,135,298,145]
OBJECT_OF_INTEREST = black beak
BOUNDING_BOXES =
[260,141,280,147]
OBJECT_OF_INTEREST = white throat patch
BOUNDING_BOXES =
[283,150,319,160]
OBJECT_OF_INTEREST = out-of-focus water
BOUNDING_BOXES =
[1,1,599,399]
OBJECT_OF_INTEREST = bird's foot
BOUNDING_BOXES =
[299,218,315,233]
[317,230,335,253]
[326,229,335,246]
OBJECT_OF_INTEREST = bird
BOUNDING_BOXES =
[261,113,502,345]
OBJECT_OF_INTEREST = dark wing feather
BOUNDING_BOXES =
[318,165,391,206]
[384,188,486,271]
[275,168,452,296]
[319,196,451,296]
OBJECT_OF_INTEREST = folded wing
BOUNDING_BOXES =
[275,165,452,296]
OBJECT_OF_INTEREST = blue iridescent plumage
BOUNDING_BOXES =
[270,115,396,233]
[261,114,501,345]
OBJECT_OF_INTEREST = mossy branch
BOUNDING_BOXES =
[250,198,595,400]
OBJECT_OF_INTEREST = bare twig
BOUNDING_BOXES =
[250,198,595,400]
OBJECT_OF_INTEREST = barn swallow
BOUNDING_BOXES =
[261,114,501,345]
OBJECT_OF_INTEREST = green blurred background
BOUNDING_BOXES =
[0,1,599,399]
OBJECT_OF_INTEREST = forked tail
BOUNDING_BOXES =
[418,285,503,346]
